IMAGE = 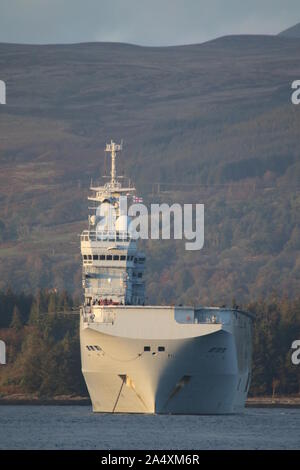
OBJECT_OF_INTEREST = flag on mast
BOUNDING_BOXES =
[133,195,143,203]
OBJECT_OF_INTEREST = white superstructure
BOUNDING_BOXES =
[80,141,254,414]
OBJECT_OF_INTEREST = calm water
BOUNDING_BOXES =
[0,406,299,450]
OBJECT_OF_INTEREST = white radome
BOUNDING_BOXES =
[115,214,131,232]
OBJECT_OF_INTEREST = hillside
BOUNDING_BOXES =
[279,22,300,38]
[0,35,300,304]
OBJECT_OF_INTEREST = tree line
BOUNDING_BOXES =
[0,289,87,397]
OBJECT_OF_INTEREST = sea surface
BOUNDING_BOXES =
[0,406,299,450]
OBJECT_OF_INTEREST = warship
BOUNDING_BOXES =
[80,140,253,414]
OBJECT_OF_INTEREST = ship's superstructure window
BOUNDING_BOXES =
[144,346,151,352]
[158,346,165,352]
[83,254,134,262]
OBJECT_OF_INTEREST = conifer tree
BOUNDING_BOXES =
[10,305,23,330]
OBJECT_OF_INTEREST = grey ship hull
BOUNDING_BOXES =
[80,306,253,414]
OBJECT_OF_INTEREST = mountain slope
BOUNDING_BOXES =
[279,22,300,38]
[0,35,299,303]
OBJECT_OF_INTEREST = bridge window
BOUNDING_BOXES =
[113,255,119,260]
[83,255,87,260]
[88,255,92,260]
[93,255,98,260]
[100,255,105,260]
[144,346,151,352]
[107,255,112,260]
[120,255,126,261]
[158,346,165,352]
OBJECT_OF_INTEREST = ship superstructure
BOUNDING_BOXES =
[80,141,254,414]
[81,141,145,308]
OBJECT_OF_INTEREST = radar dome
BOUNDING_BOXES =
[90,215,96,225]
[97,202,116,231]
[116,215,131,232]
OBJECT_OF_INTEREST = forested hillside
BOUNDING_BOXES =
[0,35,300,304]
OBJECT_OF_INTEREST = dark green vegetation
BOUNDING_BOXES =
[0,289,87,397]
[0,290,300,397]
[0,34,300,305]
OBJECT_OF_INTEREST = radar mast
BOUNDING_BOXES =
[105,140,122,186]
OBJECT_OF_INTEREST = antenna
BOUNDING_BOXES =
[105,140,122,185]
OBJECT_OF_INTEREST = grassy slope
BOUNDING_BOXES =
[0,35,300,303]
[279,22,300,38]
